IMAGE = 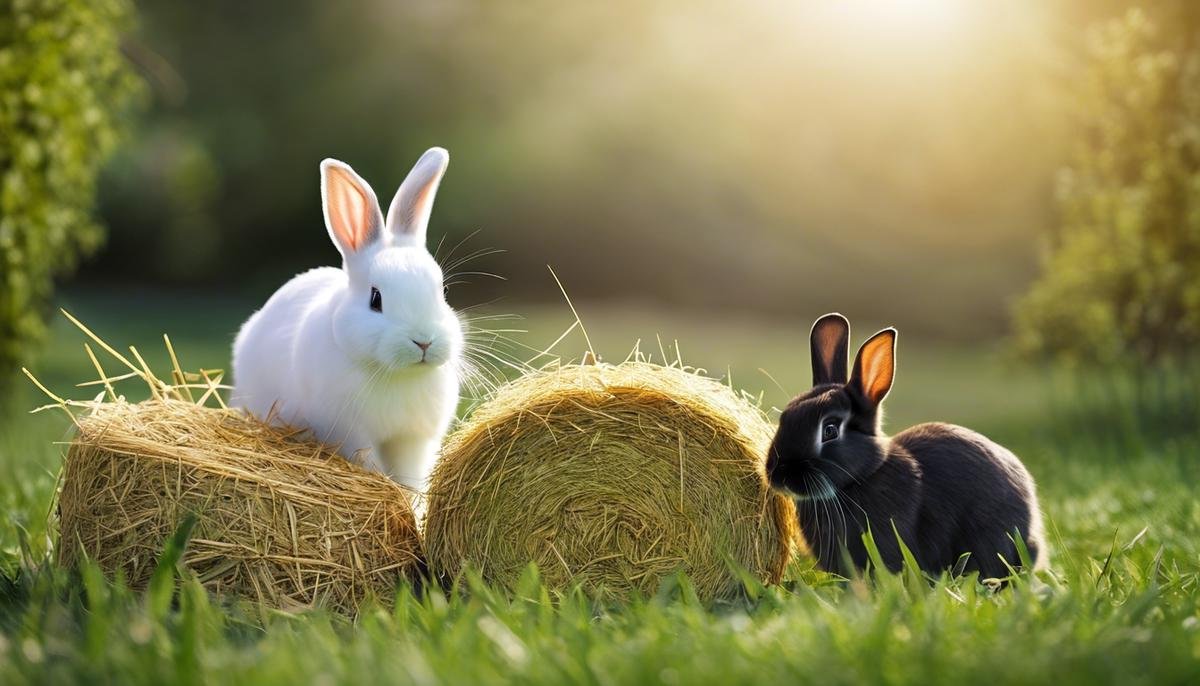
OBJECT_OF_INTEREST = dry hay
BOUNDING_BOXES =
[33,314,424,615]
[424,361,798,601]
[57,400,425,613]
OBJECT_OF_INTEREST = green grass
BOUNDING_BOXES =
[1,290,1199,684]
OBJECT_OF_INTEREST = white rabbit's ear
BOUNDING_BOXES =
[321,159,383,260]
[386,147,449,246]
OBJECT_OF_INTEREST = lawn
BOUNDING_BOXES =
[1,290,1198,684]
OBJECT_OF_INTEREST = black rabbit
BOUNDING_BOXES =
[766,313,1045,580]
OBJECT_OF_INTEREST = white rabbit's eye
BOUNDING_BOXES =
[442,284,450,298]
[369,287,383,313]
[822,420,840,442]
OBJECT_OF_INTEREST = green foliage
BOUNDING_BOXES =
[1016,9,1200,365]
[0,0,141,394]
[2,296,1199,684]
[1,431,1198,684]
[2,531,1198,686]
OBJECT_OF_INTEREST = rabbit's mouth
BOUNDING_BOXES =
[780,476,838,502]
[416,349,450,367]
[769,460,837,502]
[789,480,839,502]
[771,477,834,502]
[371,355,443,375]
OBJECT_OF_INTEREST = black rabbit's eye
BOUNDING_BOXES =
[369,287,382,312]
[822,421,840,442]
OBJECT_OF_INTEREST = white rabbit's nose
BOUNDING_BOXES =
[412,339,432,352]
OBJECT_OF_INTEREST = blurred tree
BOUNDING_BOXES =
[1015,8,1200,365]
[86,0,1064,339]
[0,0,142,393]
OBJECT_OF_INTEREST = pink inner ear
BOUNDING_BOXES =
[327,167,372,251]
[863,336,894,402]
[391,181,436,237]
[814,324,845,375]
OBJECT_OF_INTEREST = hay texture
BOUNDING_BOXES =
[56,398,425,614]
[424,361,798,601]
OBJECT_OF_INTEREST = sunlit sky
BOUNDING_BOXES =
[817,0,973,37]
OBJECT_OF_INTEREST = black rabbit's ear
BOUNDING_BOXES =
[850,328,896,407]
[810,313,850,386]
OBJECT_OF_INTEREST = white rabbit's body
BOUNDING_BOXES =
[231,149,461,491]
[232,267,459,486]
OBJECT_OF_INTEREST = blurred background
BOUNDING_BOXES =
[5,3,1200,675]
[3,0,1200,415]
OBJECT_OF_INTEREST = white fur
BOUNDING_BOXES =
[231,149,461,491]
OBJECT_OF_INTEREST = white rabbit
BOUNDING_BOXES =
[231,148,462,491]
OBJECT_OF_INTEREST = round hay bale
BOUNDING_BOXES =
[424,361,798,601]
[57,398,425,614]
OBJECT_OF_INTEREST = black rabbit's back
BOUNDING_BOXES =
[777,313,1045,580]
[894,423,1045,577]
